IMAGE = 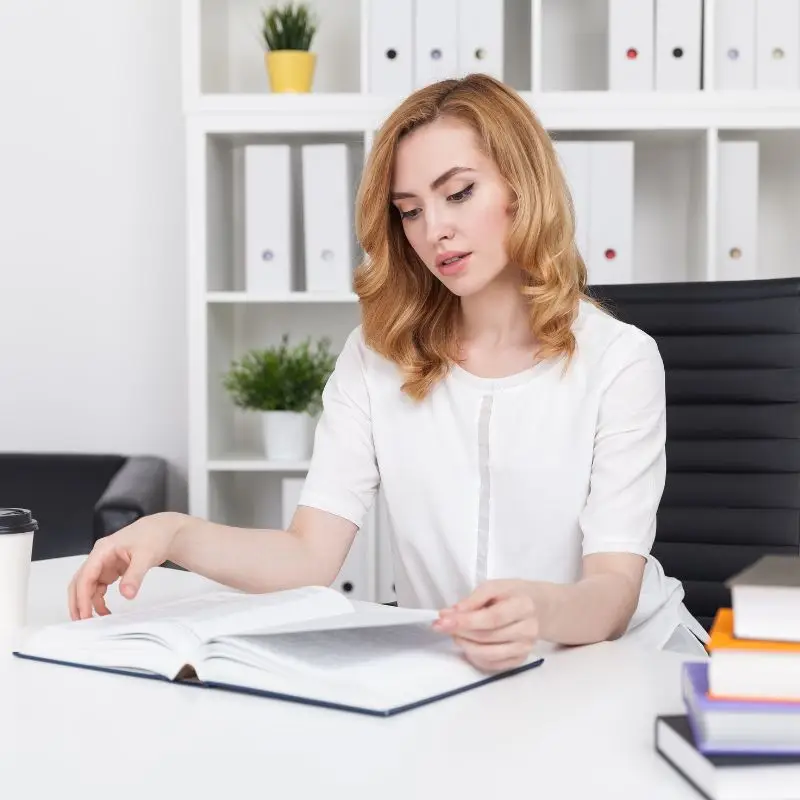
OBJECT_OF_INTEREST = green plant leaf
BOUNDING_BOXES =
[222,335,337,413]
[260,2,318,51]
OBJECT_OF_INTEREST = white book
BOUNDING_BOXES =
[301,144,354,293]
[587,141,635,284]
[714,0,756,90]
[457,0,504,80]
[552,141,591,262]
[366,0,414,95]
[716,141,759,281]
[755,0,800,90]
[13,587,544,716]
[414,0,459,88]
[655,0,703,90]
[244,145,293,294]
[608,0,655,91]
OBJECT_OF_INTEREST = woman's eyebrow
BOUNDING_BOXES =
[390,166,475,200]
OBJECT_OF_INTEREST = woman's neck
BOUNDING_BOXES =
[458,268,534,349]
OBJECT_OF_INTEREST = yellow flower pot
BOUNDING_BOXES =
[265,50,316,93]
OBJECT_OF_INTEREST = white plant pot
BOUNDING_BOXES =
[261,411,311,461]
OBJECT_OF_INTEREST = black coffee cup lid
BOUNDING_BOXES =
[0,508,39,534]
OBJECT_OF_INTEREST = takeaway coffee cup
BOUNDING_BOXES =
[0,508,38,635]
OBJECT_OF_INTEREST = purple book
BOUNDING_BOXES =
[682,661,800,756]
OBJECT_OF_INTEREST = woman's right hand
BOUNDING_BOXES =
[67,511,186,621]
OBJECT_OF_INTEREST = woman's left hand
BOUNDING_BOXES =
[432,579,541,672]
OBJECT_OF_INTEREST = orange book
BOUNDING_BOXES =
[708,609,800,654]
[706,608,800,703]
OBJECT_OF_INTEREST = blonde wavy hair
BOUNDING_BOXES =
[353,73,589,401]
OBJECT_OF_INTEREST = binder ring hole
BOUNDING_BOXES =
[626,48,638,60]
[672,47,684,59]
[261,249,274,262]
[475,47,486,60]
[321,249,334,261]
[727,48,740,61]
[729,247,742,260]
[386,48,397,60]
[773,47,785,60]
[342,582,354,593]
[604,248,617,260]
[431,48,442,60]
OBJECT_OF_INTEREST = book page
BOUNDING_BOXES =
[18,585,355,664]
[168,585,356,642]
[196,622,542,711]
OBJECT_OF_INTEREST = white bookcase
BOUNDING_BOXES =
[183,0,800,602]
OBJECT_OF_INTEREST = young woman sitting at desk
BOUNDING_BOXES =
[67,74,709,667]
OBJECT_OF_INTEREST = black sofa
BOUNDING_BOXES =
[588,277,800,630]
[0,453,168,561]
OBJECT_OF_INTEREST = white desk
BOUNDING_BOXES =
[0,556,704,800]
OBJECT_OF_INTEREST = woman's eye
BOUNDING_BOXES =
[399,208,421,220]
[448,183,475,203]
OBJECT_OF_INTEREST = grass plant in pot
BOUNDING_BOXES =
[260,2,318,93]
[223,335,336,461]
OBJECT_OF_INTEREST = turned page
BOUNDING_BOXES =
[19,585,357,661]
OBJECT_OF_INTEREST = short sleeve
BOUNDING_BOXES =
[579,330,667,558]
[298,327,380,529]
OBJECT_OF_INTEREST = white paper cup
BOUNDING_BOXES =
[0,508,38,637]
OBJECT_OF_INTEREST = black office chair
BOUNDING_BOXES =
[587,277,800,631]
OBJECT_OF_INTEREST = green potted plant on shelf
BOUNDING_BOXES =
[260,2,319,93]
[223,335,336,461]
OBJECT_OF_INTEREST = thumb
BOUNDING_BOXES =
[119,549,150,599]
[453,581,504,613]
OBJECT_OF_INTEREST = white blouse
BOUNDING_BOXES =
[299,299,708,649]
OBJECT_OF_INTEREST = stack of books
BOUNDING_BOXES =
[655,554,800,800]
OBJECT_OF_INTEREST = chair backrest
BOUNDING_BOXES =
[0,453,125,560]
[588,278,800,630]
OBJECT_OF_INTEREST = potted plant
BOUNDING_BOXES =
[260,2,319,93]
[223,335,336,461]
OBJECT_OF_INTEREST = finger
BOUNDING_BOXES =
[68,575,78,621]
[119,548,150,599]
[452,618,538,645]
[75,556,106,620]
[455,637,533,671]
[450,595,534,633]
[92,585,111,616]
[450,582,507,613]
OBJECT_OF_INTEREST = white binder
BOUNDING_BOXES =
[655,0,703,90]
[414,0,459,88]
[367,0,414,95]
[375,489,397,605]
[714,0,756,89]
[756,0,800,90]
[587,142,634,285]
[301,144,354,293]
[281,477,375,602]
[457,0,504,80]
[244,145,293,294]
[553,141,591,261]
[716,141,759,281]
[608,0,655,90]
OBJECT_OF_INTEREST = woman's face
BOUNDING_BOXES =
[390,117,514,297]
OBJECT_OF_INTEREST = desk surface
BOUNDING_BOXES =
[0,557,704,800]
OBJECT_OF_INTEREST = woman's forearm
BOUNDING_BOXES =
[167,514,335,594]
[529,573,640,646]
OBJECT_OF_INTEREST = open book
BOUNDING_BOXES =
[13,586,544,716]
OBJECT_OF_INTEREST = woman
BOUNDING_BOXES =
[68,74,709,668]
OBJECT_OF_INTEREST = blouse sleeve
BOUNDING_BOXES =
[579,330,667,559]
[297,327,380,529]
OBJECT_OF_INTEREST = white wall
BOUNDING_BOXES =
[0,1,188,509]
